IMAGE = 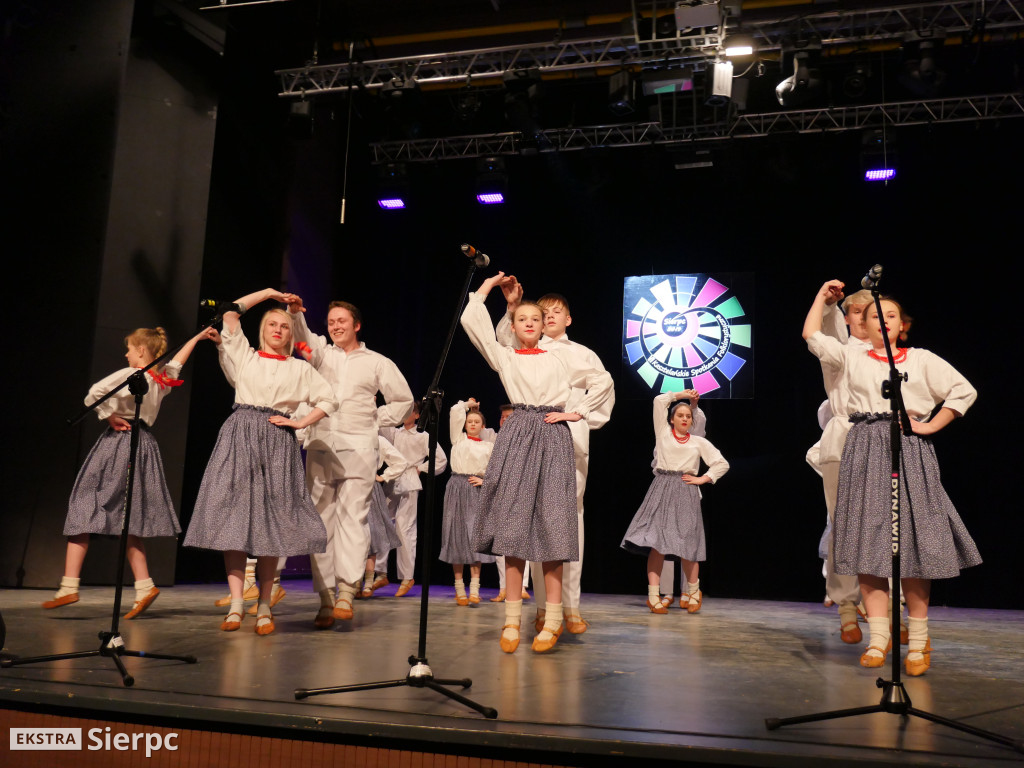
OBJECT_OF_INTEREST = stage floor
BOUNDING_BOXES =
[1,581,1022,767]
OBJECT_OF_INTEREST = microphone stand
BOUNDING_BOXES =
[296,251,497,719]
[766,271,1022,753]
[0,304,238,686]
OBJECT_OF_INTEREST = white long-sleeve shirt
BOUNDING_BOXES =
[461,293,613,418]
[289,310,414,451]
[807,332,977,425]
[816,303,872,464]
[88,361,184,427]
[377,435,410,483]
[379,423,447,493]
[220,324,338,417]
[449,401,494,476]
[651,393,729,482]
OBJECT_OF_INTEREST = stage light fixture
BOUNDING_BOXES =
[475,156,507,205]
[376,162,409,210]
[860,129,897,183]
[705,59,733,107]
[842,61,871,98]
[775,40,823,107]
[722,33,755,58]
[899,31,947,97]
[608,70,636,116]
[674,0,721,30]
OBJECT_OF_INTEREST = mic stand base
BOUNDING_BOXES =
[766,679,1023,752]
[1,631,197,688]
[295,654,497,719]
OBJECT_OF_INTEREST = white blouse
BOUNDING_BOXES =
[651,393,729,482]
[807,332,976,421]
[221,324,337,417]
[460,293,613,417]
[88,360,184,427]
[449,401,494,476]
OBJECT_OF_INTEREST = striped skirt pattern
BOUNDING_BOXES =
[834,414,981,579]
[472,405,578,562]
[440,473,496,564]
[65,425,180,538]
[368,481,401,556]
[184,405,327,557]
[621,470,706,561]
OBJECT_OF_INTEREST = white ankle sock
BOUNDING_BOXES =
[648,584,661,603]
[503,600,523,642]
[537,602,562,640]
[337,582,357,606]
[907,616,928,660]
[685,579,700,596]
[469,577,480,597]
[55,576,80,599]
[133,578,155,602]
[454,578,466,598]
[228,598,244,620]
[865,616,891,658]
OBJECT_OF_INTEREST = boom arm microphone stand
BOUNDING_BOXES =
[766,267,1022,753]
[0,303,241,686]
[295,245,497,719]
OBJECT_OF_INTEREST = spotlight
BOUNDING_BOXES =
[376,163,409,210]
[705,60,733,107]
[475,156,507,205]
[842,62,871,98]
[899,31,946,97]
[775,40,823,107]
[608,70,636,116]
[722,32,755,58]
[860,129,897,182]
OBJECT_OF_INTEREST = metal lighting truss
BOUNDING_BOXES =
[277,1,1024,97]
[369,92,1024,162]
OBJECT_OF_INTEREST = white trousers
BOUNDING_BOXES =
[375,489,419,581]
[822,460,862,605]
[308,448,376,591]
[530,449,588,610]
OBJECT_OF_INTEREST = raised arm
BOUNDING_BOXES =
[803,280,845,341]
[222,288,290,335]
[449,401,469,444]
[461,275,510,374]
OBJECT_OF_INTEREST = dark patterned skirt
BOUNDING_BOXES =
[65,425,180,538]
[368,481,401,556]
[440,473,496,564]
[184,405,327,557]
[471,405,578,562]
[834,413,981,579]
[621,470,706,561]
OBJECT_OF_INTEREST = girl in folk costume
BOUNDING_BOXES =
[44,326,207,617]
[440,399,496,606]
[460,272,613,653]
[621,393,729,614]
[804,280,979,675]
[184,289,338,636]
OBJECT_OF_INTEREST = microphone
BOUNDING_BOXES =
[199,299,243,313]
[860,264,883,289]
[461,243,490,268]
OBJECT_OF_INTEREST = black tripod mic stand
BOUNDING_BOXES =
[295,246,497,719]
[765,268,1022,753]
[0,304,239,685]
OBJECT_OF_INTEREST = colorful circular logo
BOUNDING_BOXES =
[623,274,751,396]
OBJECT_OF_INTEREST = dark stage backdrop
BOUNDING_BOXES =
[183,56,1022,609]
[5,7,1018,609]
